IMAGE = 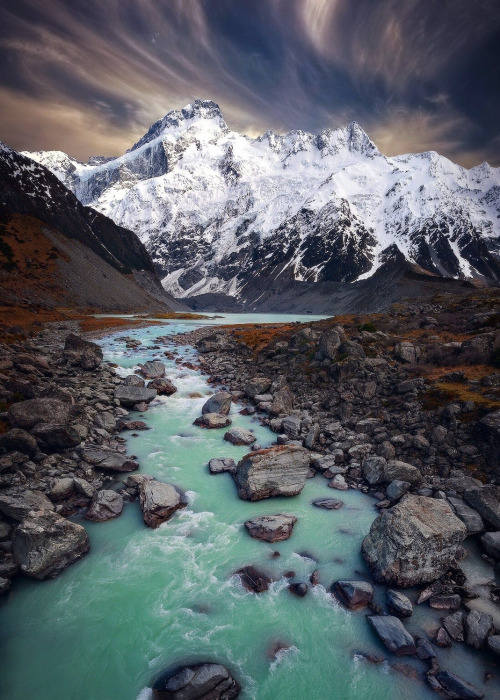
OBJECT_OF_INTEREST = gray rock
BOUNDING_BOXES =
[289,582,308,597]
[244,514,297,542]
[233,446,310,501]
[332,580,374,610]
[139,479,187,528]
[387,589,413,617]
[148,378,177,395]
[32,423,81,450]
[0,429,37,456]
[429,594,461,610]
[328,474,348,491]
[234,565,272,593]
[318,329,341,360]
[443,611,464,641]
[208,458,236,474]
[194,413,232,429]
[448,497,484,536]
[94,412,116,432]
[139,361,165,379]
[282,416,301,439]
[362,495,467,587]
[269,386,294,416]
[464,485,500,529]
[202,392,232,416]
[224,427,256,446]
[79,448,139,472]
[152,662,240,700]
[415,636,436,660]
[49,478,75,501]
[123,374,145,387]
[304,424,320,449]
[487,635,500,655]
[12,510,89,580]
[0,489,54,520]
[63,334,102,370]
[464,609,494,649]
[394,341,420,364]
[115,386,157,408]
[312,498,344,510]
[384,460,422,485]
[362,455,387,484]
[85,490,124,522]
[367,615,417,655]
[481,531,500,560]
[386,480,411,501]
[8,398,72,430]
[314,455,343,471]
[73,477,95,498]
[0,576,11,595]
[434,671,484,699]
[244,377,271,398]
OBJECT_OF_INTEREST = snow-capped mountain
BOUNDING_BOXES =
[24,99,500,304]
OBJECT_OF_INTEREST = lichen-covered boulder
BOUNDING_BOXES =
[361,495,466,587]
[233,446,310,501]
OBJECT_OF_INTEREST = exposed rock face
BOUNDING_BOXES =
[139,361,165,379]
[202,392,233,416]
[115,386,157,407]
[464,486,500,529]
[232,446,310,501]
[234,565,272,593]
[367,615,417,656]
[332,580,374,610]
[194,413,232,429]
[63,334,103,370]
[244,515,297,542]
[0,428,37,456]
[152,662,240,700]
[8,398,72,430]
[85,490,124,522]
[139,478,187,528]
[0,489,54,520]
[361,495,467,587]
[224,427,256,446]
[12,510,89,580]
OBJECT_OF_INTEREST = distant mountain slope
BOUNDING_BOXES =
[25,100,500,309]
[0,142,186,312]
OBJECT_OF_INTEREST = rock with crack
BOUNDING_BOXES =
[152,662,240,700]
[85,490,124,522]
[244,514,297,542]
[139,478,187,528]
[208,458,236,474]
[0,489,54,521]
[79,447,139,472]
[361,495,466,587]
[12,510,89,580]
[232,445,310,501]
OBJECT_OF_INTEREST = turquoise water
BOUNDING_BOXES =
[0,316,494,699]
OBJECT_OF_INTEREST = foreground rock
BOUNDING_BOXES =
[433,671,484,699]
[202,392,233,416]
[152,663,240,700]
[85,490,124,522]
[367,615,417,656]
[8,398,72,430]
[362,495,466,587]
[12,510,89,579]
[244,515,297,542]
[0,489,54,521]
[139,361,165,379]
[234,565,272,593]
[139,479,187,528]
[148,378,177,395]
[332,580,374,610]
[115,386,157,408]
[232,446,310,501]
[194,413,232,429]
[63,333,103,370]
[0,428,37,456]
[464,486,500,529]
[224,427,256,446]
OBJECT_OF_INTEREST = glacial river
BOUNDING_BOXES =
[0,314,496,699]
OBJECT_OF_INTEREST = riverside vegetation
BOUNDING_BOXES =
[0,288,499,698]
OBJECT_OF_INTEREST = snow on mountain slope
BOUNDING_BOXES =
[23,99,500,299]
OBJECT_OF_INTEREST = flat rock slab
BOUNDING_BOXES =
[368,615,417,656]
[332,580,374,610]
[464,486,500,529]
[194,413,232,429]
[244,514,297,542]
[85,490,124,522]
[139,479,187,528]
[12,510,89,580]
[115,386,157,408]
[233,445,310,501]
[202,392,232,416]
[0,489,54,521]
[224,427,256,446]
[152,662,240,700]
[80,448,139,472]
[312,499,344,510]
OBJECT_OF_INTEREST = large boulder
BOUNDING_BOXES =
[361,495,466,587]
[8,398,72,430]
[244,377,271,398]
[123,374,145,387]
[148,378,177,395]
[139,361,165,379]
[85,490,124,522]
[139,479,187,528]
[244,514,297,542]
[31,423,81,450]
[0,428,37,456]
[269,386,294,416]
[232,446,310,501]
[79,447,139,472]
[115,386,157,408]
[367,615,416,655]
[152,663,240,700]
[224,427,256,446]
[202,392,232,416]
[12,510,89,580]
[464,486,500,529]
[362,456,422,486]
[0,489,54,521]
[434,671,484,699]
[332,580,373,610]
[318,329,342,360]
[63,333,103,370]
[465,610,494,649]
[394,341,420,364]
[194,413,232,429]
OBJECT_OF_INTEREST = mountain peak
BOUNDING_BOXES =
[129,99,227,153]
[344,121,378,155]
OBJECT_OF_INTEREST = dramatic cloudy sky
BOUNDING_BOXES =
[1,0,499,166]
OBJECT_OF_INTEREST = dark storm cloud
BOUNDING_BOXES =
[0,0,499,166]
